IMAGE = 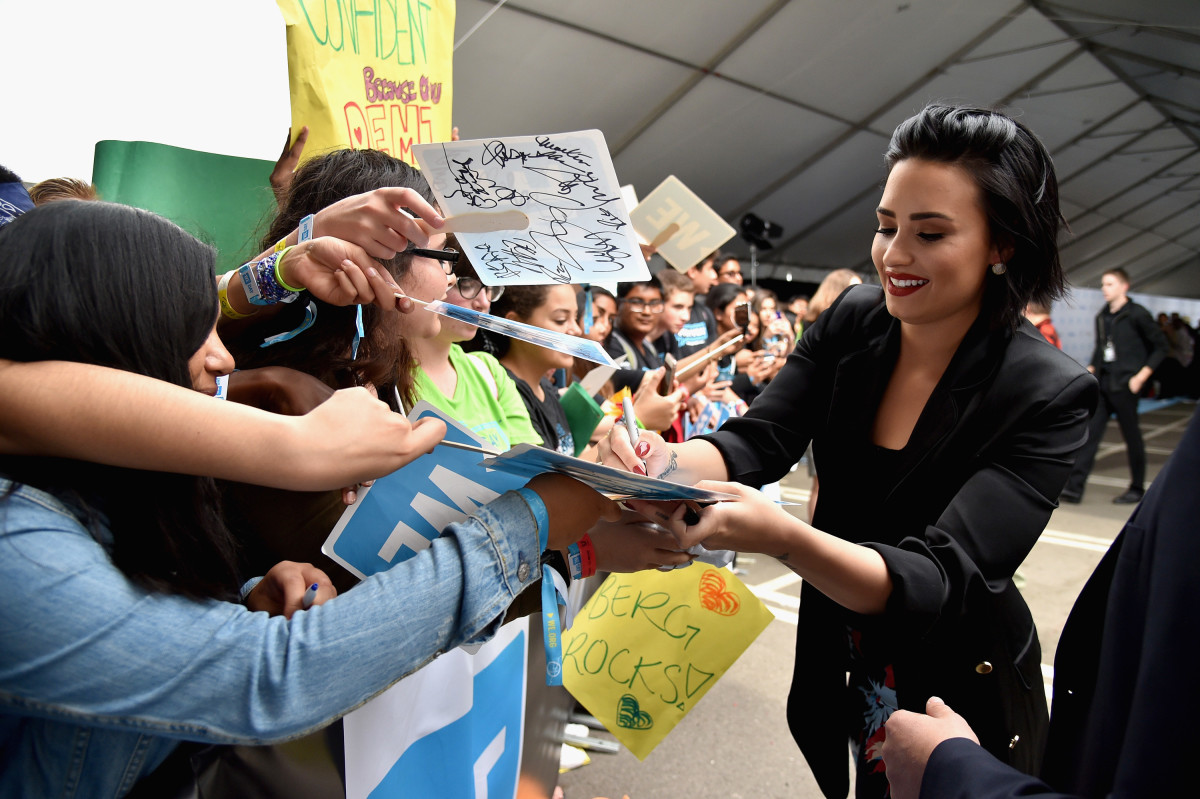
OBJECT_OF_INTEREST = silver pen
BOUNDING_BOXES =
[621,396,646,475]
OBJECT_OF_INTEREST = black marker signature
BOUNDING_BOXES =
[440,150,530,209]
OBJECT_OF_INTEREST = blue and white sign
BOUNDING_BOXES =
[344,619,529,799]
[322,402,527,578]
[325,404,533,799]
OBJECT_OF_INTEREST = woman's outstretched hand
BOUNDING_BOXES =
[287,387,446,490]
[629,481,792,556]
[311,186,443,259]
[596,425,672,479]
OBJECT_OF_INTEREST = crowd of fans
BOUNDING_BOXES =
[1,99,1195,799]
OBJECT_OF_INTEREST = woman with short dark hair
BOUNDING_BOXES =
[603,104,1098,798]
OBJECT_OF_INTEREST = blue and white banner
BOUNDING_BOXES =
[324,403,533,799]
[323,402,527,578]
[345,619,529,799]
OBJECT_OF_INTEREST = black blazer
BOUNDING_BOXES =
[919,407,1200,798]
[703,285,1097,798]
[1088,300,1168,393]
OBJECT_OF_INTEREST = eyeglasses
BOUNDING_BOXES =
[621,298,664,313]
[407,247,460,275]
[452,275,505,302]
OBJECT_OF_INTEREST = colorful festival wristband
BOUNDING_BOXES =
[239,251,299,306]
[516,487,550,553]
[274,246,303,292]
[577,533,596,578]
[217,270,254,319]
[566,542,584,580]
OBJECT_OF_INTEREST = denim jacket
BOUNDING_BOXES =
[0,480,542,798]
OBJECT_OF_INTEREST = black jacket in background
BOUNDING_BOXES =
[1089,300,1168,393]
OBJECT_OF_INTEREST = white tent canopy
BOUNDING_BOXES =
[452,0,1200,298]
[5,1,1196,298]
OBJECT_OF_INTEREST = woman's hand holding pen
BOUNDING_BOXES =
[246,561,337,619]
[596,424,672,479]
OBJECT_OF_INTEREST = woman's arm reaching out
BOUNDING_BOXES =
[0,359,445,491]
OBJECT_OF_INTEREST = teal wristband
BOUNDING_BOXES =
[516,487,550,553]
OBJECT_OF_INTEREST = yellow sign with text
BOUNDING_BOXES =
[277,0,454,166]
[563,564,772,759]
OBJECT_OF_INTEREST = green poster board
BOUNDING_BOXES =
[92,140,278,273]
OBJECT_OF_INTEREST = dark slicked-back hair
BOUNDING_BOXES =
[885,103,1067,330]
[0,201,240,600]
[241,149,435,405]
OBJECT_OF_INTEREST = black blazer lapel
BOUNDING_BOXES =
[886,316,1009,500]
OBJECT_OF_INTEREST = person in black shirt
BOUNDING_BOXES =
[605,277,665,371]
[601,104,1097,798]
[678,251,721,357]
[478,284,582,456]
[1060,267,1168,504]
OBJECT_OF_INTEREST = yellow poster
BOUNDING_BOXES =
[276,0,455,166]
[563,564,773,760]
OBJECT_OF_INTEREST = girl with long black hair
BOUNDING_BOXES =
[0,201,613,797]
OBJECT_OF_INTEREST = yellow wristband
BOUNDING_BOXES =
[218,270,255,319]
[274,247,304,293]
[273,237,289,253]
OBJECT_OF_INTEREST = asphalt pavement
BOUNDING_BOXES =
[559,400,1196,799]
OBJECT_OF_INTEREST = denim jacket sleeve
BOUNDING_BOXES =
[0,482,542,744]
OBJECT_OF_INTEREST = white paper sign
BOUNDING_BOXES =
[481,443,737,502]
[413,131,650,286]
[627,175,736,272]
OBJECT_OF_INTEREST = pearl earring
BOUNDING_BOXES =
[991,262,1007,275]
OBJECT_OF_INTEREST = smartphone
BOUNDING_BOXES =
[658,353,677,396]
[733,302,750,330]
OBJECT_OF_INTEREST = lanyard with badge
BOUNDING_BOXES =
[1102,312,1117,363]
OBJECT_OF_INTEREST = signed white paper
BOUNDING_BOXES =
[413,131,650,286]
[481,443,737,503]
